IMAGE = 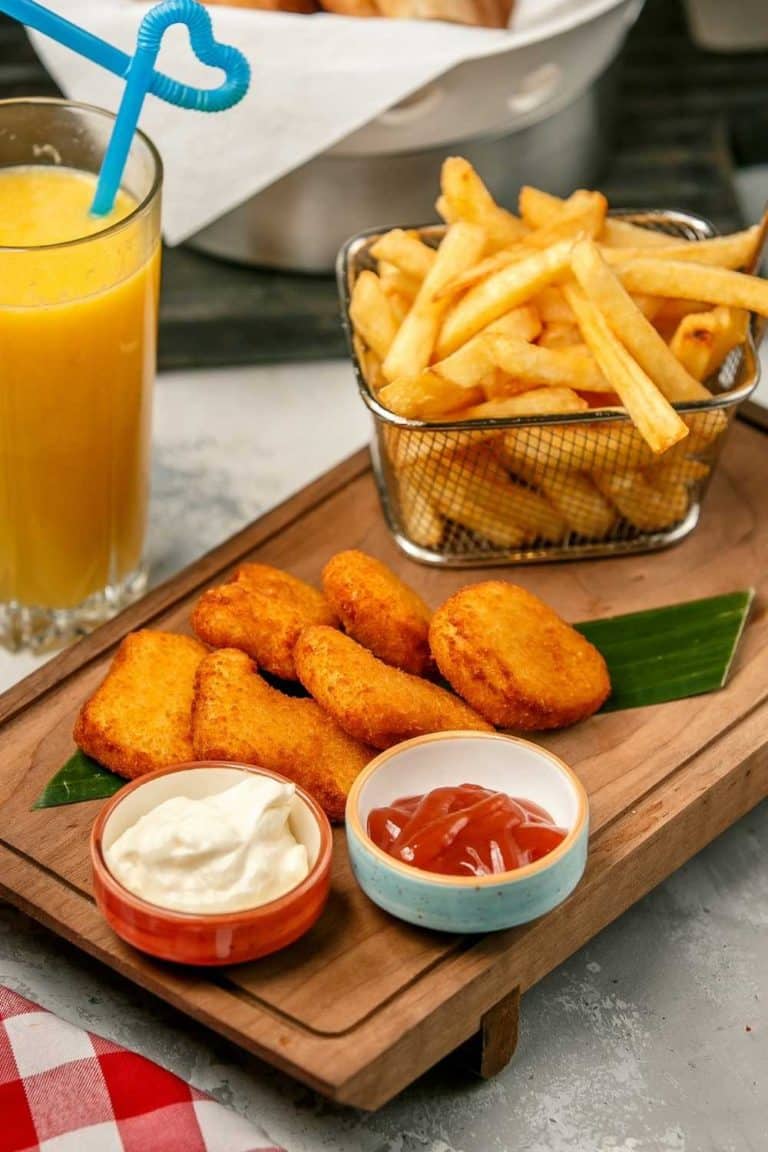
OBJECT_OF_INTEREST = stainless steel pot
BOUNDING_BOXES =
[189,67,618,273]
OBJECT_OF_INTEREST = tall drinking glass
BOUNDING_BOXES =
[0,99,162,651]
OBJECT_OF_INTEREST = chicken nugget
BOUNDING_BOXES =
[191,648,372,821]
[322,550,433,675]
[429,582,610,729]
[294,626,492,750]
[191,563,337,680]
[73,631,208,779]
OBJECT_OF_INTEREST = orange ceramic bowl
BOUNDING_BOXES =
[90,761,333,966]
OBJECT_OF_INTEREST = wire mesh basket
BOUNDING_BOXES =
[337,212,761,567]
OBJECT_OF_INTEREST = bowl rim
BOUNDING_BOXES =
[346,730,589,887]
[90,760,333,923]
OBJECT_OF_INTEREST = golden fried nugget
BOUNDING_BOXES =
[294,626,492,750]
[191,563,337,680]
[191,648,372,821]
[429,582,610,730]
[322,550,433,675]
[73,631,208,779]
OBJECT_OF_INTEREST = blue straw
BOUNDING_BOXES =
[0,0,250,214]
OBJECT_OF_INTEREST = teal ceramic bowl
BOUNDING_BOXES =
[346,732,589,934]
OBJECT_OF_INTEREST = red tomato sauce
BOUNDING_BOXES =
[367,784,567,877]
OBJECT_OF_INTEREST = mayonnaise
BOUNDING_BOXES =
[105,776,309,914]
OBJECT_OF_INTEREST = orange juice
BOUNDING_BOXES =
[0,166,160,610]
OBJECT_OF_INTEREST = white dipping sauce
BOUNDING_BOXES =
[105,776,309,914]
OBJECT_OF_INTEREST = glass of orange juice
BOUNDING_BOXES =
[0,98,162,651]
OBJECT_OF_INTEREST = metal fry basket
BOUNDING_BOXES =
[337,212,760,567]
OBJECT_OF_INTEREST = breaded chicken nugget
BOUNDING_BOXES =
[322,550,433,675]
[191,563,337,680]
[73,631,208,779]
[294,626,492,750]
[429,582,610,730]
[191,648,372,821]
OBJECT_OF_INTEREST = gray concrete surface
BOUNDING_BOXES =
[1,362,765,1151]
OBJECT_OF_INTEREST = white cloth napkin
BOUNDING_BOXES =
[28,0,582,244]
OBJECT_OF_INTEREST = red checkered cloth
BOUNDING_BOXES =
[0,987,286,1152]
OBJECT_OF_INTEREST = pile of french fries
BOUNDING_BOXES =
[348,158,766,553]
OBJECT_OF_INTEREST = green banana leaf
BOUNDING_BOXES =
[33,748,124,809]
[32,589,754,809]
[576,589,754,712]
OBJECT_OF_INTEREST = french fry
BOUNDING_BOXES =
[432,306,542,389]
[533,286,575,323]
[498,457,617,538]
[564,283,689,453]
[383,424,497,469]
[362,347,386,393]
[519,187,669,248]
[437,239,574,357]
[649,456,710,485]
[617,258,768,317]
[593,469,689,532]
[600,227,759,270]
[349,271,400,362]
[631,293,664,320]
[440,157,527,250]
[503,421,656,475]
[669,305,749,381]
[580,391,624,410]
[434,445,566,544]
[524,192,607,248]
[381,290,411,327]
[570,239,711,402]
[518,185,563,228]
[600,218,676,249]
[435,193,459,224]
[462,388,589,420]
[371,229,436,281]
[539,470,616,538]
[378,371,483,420]
[654,298,711,324]
[518,187,598,229]
[683,410,728,451]
[487,305,543,341]
[435,246,531,301]
[479,370,536,398]
[396,467,444,548]
[538,322,582,348]
[379,261,420,302]
[485,335,608,393]
[382,222,486,382]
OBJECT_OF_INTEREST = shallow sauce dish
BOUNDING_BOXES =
[346,732,589,933]
[91,762,332,966]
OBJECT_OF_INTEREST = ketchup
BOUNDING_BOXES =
[367,784,567,877]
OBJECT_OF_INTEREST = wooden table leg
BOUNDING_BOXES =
[453,985,521,1079]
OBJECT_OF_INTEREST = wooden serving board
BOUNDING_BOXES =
[1,419,768,1110]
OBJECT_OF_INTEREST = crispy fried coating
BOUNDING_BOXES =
[294,625,492,749]
[190,563,337,680]
[191,648,372,821]
[73,631,208,779]
[322,550,433,675]
[429,582,610,730]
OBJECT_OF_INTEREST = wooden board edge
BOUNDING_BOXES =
[2,709,765,1110]
[332,729,768,1108]
[0,848,340,1098]
[0,448,371,727]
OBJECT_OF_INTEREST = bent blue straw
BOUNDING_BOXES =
[0,0,250,214]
